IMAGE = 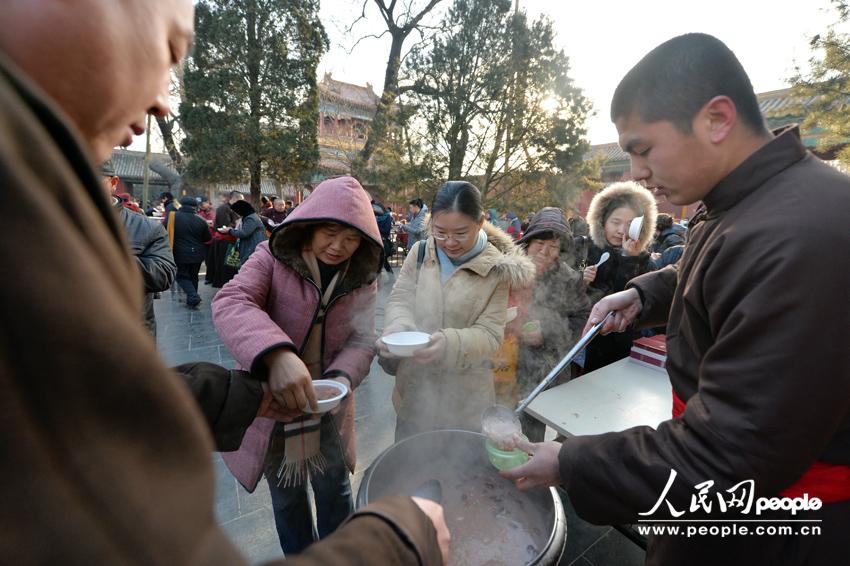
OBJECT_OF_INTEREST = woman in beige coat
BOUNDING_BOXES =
[377,181,535,440]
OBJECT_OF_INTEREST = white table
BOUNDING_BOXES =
[524,358,672,437]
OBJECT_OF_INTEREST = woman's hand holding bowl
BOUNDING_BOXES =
[412,332,447,364]
[622,236,642,257]
[264,349,318,412]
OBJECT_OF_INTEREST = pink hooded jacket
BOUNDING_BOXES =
[212,176,382,491]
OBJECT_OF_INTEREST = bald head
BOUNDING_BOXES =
[0,0,194,162]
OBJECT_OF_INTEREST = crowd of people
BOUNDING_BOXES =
[2,1,849,564]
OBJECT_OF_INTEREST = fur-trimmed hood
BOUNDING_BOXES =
[267,176,382,290]
[419,219,535,288]
[587,181,658,250]
[458,221,536,288]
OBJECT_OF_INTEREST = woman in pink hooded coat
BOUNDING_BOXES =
[212,176,382,555]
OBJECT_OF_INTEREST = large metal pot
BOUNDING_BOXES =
[356,430,566,565]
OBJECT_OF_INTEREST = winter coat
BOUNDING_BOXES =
[117,203,176,335]
[584,181,657,370]
[515,260,592,398]
[0,43,443,566]
[213,176,381,491]
[260,207,288,230]
[651,226,686,253]
[650,244,685,270]
[403,205,428,250]
[559,127,850,566]
[230,212,266,266]
[214,202,239,229]
[384,222,535,437]
[171,205,212,264]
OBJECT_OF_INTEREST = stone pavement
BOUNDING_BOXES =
[154,271,645,566]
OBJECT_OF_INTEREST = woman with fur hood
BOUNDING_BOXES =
[212,176,382,555]
[378,181,536,440]
[582,181,657,372]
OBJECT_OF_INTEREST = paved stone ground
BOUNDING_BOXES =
[154,270,645,566]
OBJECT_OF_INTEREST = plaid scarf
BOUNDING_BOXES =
[275,249,346,487]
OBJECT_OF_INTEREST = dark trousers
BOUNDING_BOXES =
[176,262,202,305]
[266,417,353,555]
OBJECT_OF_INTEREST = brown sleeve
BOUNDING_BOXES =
[558,224,850,525]
[175,362,263,452]
[626,264,677,328]
[268,496,441,566]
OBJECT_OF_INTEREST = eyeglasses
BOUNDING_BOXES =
[432,230,472,243]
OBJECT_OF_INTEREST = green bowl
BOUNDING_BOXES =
[484,436,529,471]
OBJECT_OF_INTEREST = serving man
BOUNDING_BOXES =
[0,1,447,564]
[503,33,850,565]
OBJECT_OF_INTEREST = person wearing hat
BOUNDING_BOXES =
[219,199,267,267]
[172,196,212,308]
[497,207,592,441]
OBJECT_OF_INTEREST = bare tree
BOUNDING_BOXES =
[351,0,443,174]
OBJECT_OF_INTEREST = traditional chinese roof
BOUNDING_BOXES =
[110,148,171,184]
[757,87,818,117]
[210,179,284,197]
[319,73,380,121]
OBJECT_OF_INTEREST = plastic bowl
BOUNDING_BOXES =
[381,331,431,357]
[302,379,349,414]
[628,216,644,241]
[484,436,530,471]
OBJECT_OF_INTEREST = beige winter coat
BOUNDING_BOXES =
[384,222,535,438]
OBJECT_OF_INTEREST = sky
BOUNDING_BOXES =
[130,0,841,152]
[317,0,840,144]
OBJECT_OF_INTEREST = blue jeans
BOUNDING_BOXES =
[266,417,353,556]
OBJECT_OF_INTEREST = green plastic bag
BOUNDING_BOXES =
[224,241,241,268]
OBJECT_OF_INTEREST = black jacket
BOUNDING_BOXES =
[117,203,176,335]
[214,202,239,229]
[651,227,686,254]
[584,244,653,371]
[172,205,212,264]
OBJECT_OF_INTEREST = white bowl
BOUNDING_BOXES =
[381,331,431,357]
[302,379,349,414]
[628,216,644,241]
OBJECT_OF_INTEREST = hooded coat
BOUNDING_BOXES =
[384,222,535,438]
[212,176,381,491]
[584,181,658,371]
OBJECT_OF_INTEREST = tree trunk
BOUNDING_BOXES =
[246,0,263,209]
[155,116,184,171]
[355,30,405,173]
[250,159,262,209]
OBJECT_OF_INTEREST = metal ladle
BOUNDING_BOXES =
[482,312,615,439]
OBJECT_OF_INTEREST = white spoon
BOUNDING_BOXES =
[594,251,610,268]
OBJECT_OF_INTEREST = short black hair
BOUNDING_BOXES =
[611,33,766,134]
[656,213,674,231]
[160,191,174,201]
[229,190,243,199]
[431,181,484,221]
[409,198,424,209]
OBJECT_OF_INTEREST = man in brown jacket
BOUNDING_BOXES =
[504,34,850,565]
[0,1,447,564]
